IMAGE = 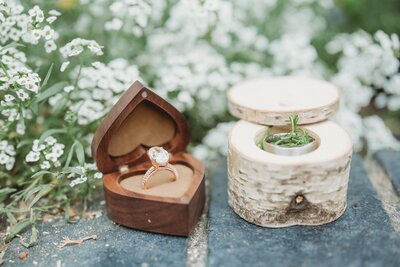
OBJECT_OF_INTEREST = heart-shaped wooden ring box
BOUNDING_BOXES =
[92,80,205,236]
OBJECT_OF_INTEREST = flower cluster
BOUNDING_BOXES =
[59,38,103,58]
[363,116,400,152]
[327,30,400,112]
[104,0,161,36]
[49,59,140,125]
[327,30,400,151]
[59,38,104,72]
[0,140,15,170]
[192,122,235,161]
[25,136,65,169]
[0,48,40,135]
[67,163,102,187]
[151,44,241,126]
[0,1,60,52]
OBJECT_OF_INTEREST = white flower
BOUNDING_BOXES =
[388,96,400,111]
[26,151,40,162]
[0,141,15,170]
[63,85,74,93]
[0,153,9,164]
[60,61,70,72]
[32,140,45,152]
[16,89,29,101]
[40,161,51,170]
[41,26,55,40]
[8,28,21,41]
[0,141,7,150]
[105,18,123,31]
[46,16,57,24]
[363,116,400,152]
[5,157,15,170]
[203,122,234,156]
[16,122,25,135]
[48,10,61,16]
[107,0,156,36]
[25,137,65,168]
[192,144,209,161]
[51,143,65,157]
[59,38,103,58]
[28,5,44,23]
[44,40,57,53]
[87,42,103,55]
[45,136,57,145]
[94,172,103,179]
[31,29,42,41]
[68,58,141,125]
[4,94,15,102]
[25,82,39,93]
[70,176,87,187]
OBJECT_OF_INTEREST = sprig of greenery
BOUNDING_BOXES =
[266,115,313,147]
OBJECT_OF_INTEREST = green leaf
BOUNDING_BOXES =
[0,42,24,52]
[29,185,52,209]
[38,128,68,144]
[64,142,76,168]
[23,185,42,202]
[4,219,31,242]
[53,96,69,114]
[0,188,16,203]
[62,166,84,176]
[6,211,17,224]
[41,63,54,87]
[35,81,67,103]
[0,171,11,179]
[17,139,32,149]
[74,141,85,166]
[64,140,85,167]
[20,224,38,248]
[64,202,71,221]
[31,170,53,179]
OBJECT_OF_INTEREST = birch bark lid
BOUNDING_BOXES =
[227,76,340,126]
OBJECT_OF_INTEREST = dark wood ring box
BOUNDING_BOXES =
[92,80,205,236]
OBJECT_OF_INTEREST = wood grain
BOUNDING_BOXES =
[227,76,340,126]
[103,153,205,236]
[92,80,190,174]
[92,80,205,236]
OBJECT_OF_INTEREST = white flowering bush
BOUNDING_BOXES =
[0,0,399,245]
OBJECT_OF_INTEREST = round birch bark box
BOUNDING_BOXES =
[227,76,353,227]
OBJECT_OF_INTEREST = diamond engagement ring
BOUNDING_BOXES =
[142,146,179,189]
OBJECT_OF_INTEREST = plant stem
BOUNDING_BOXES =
[266,115,313,147]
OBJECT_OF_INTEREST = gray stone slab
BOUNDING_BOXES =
[374,149,400,194]
[208,155,400,267]
[4,213,187,267]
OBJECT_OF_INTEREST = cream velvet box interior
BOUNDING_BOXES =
[227,77,353,227]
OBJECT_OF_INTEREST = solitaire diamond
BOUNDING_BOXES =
[148,147,169,166]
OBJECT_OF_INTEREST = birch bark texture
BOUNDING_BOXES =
[226,77,353,227]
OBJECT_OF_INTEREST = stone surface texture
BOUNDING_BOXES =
[3,214,187,267]
[209,155,400,267]
[374,149,400,194]
[3,153,400,267]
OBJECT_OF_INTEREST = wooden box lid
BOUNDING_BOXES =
[92,80,190,174]
[227,76,340,126]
